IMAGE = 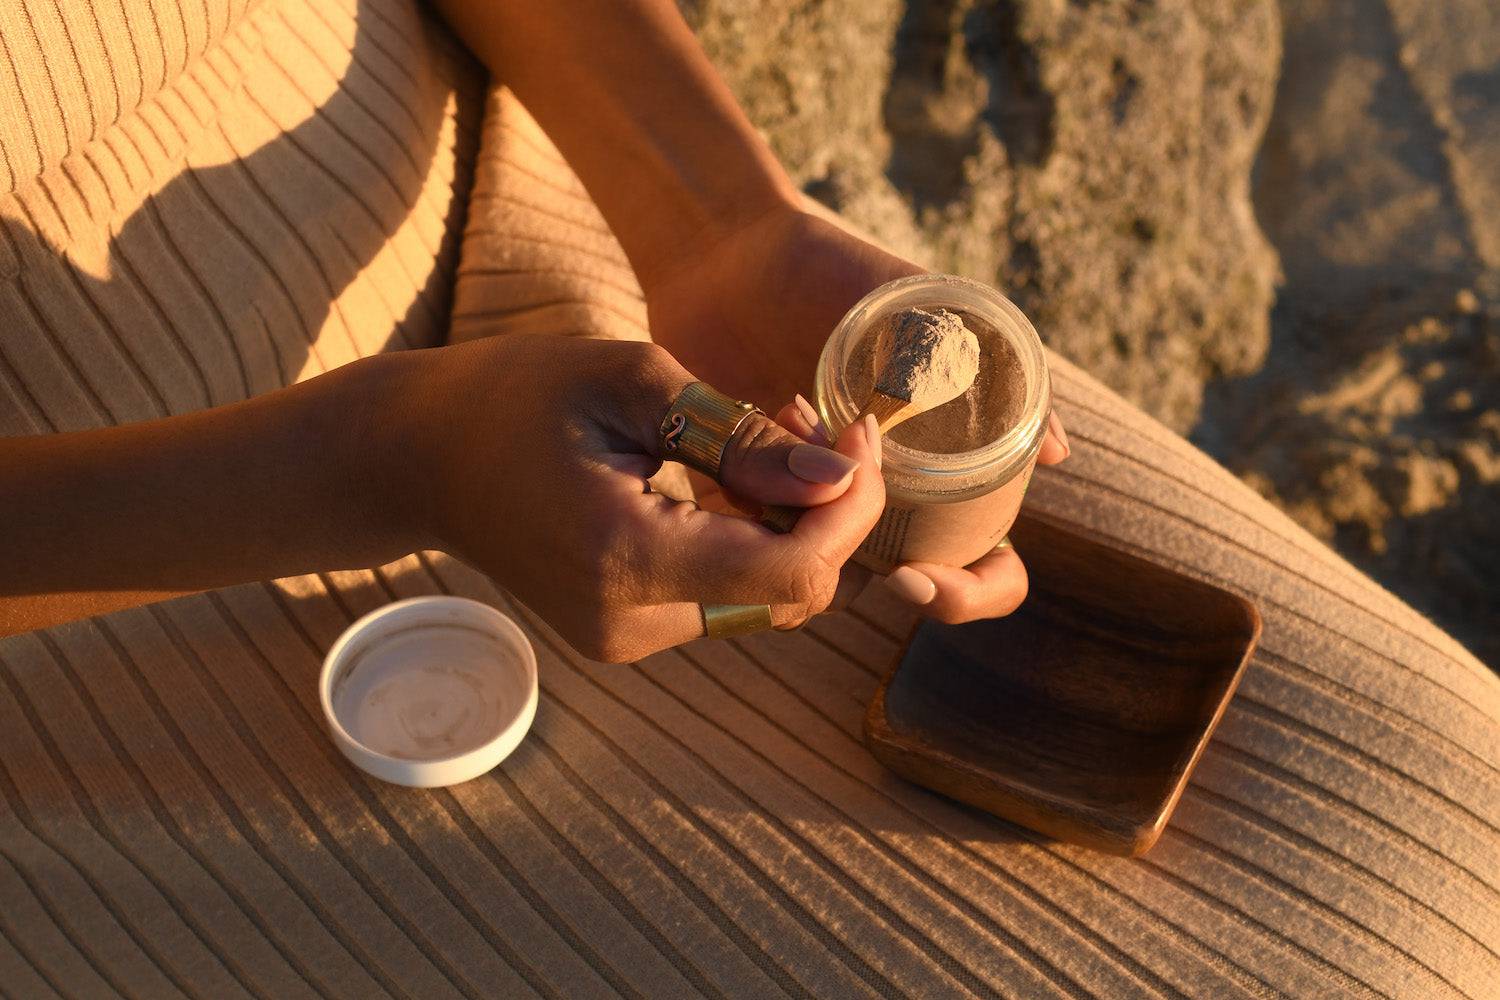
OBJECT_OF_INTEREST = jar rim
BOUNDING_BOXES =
[815,274,1051,496]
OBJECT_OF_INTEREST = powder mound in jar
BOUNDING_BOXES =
[873,308,981,412]
[847,308,1027,455]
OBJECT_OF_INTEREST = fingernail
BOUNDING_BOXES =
[793,393,821,434]
[1048,409,1070,457]
[787,442,859,484]
[883,566,935,605]
[864,413,882,468]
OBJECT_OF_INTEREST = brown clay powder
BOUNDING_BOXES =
[847,308,1026,454]
[873,308,980,412]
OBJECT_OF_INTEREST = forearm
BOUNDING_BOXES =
[431,0,798,290]
[0,354,422,635]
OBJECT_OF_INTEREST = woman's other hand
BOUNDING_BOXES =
[644,205,923,410]
[772,393,1070,627]
[404,334,885,663]
[649,203,1071,624]
[644,200,1069,475]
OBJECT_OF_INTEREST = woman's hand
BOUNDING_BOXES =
[0,333,882,653]
[645,203,1072,625]
[404,334,885,662]
[644,205,922,409]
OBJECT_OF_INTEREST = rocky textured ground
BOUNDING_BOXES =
[682,0,1499,665]
[683,0,1281,432]
[1199,0,1500,666]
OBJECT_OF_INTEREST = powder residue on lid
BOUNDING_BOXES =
[849,307,1027,454]
[332,625,525,761]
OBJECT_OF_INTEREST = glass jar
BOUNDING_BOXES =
[814,274,1051,574]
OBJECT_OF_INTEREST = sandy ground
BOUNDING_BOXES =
[683,0,1498,666]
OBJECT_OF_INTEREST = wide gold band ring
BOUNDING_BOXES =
[659,382,762,480]
[702,603,775,639]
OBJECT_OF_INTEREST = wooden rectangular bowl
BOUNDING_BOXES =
[864,514,1261,856]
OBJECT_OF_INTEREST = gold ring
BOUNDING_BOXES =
[702,604,774,639]
[992,536,1013,553]
[660,382,762,480]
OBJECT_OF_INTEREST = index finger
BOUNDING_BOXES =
[899,545,1029,623]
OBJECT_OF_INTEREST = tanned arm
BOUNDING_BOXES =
[0,354,422,635]
[427,0,800,292]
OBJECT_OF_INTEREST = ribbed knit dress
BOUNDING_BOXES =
[1,2,1496,997]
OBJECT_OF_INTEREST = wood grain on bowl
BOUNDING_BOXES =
[864,513,1261,856]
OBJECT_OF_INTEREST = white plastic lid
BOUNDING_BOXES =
[319,596,538,788]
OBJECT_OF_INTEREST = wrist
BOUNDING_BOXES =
[636,193,804,301]
[632,172,801,296]
[320,351,439,561]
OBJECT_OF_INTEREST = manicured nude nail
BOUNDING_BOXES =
[883,566,935,605]
[793,393,822,436]
[1048,409,1070,457]
[787,443,859,484]
[864,413,882,468]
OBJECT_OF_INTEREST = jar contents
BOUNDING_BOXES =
[815,275,1049,574]
[849,309,1027,456]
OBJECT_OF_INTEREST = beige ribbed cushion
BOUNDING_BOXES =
[0,0,482,422]
[1,2,1497,997]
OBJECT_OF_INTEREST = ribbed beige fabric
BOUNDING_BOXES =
[1,2,1497,998]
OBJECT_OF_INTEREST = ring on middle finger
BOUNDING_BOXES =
[659,381,762,481]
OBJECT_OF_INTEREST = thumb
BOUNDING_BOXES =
[715,408,862,507]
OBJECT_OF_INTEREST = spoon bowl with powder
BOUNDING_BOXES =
[861,307,982,432]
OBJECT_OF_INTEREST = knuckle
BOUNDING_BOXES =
[786,553,839,618]
[721,413,782,476]
[569,613,637,664]
[641,341,677,376]
[614,340,683,408]
[995,573,1029,617]
[636,343,683,391]
[617,337,669,372]
[931,590,977,625]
